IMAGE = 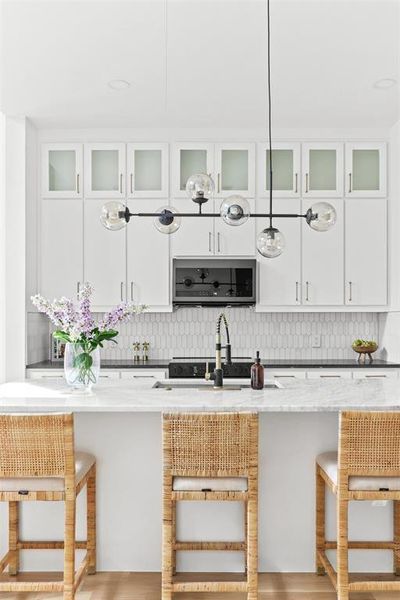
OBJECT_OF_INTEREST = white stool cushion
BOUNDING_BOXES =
[173,477,248,492]
[0,452,95,492]
[317,451,400,491]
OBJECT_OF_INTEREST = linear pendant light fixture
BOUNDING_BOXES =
[100,0,336,257]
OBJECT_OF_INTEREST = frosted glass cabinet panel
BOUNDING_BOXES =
[42,143,83,198]
[257,143,300,197]
[215,143,255,197]
[84,143,126,198]
[345,142,386,197]
[302,143,343,197]
[127,143,168,198]
[172,143,214,197]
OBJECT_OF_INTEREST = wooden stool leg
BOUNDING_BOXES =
[87,465,96,575]
[247,474,258,600]
[394,500,400,576]
[337,498,349,600]
[162,474,173,600]
[316,466,326,575]
[244,500,248,574]
[63,494,76,600]
[171,500,177,576]
[8,501,19,575]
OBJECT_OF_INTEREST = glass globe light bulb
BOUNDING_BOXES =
[153,206,181,234]
[100,201,128,231]
[306,202,337,232]
[256,227,285,258]
[185,173,215,202]
[220,195,251,226]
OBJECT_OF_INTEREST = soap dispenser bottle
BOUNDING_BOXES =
[251,351,264,390]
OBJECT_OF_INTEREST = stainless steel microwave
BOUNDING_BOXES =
[173,259,256,306]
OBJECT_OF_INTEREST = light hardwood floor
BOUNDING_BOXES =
[0,572,399,600]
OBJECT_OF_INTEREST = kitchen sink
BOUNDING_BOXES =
[153,381,280,391]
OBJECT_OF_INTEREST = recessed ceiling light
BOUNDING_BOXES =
[373,78,397,89]
[108,79,131,91]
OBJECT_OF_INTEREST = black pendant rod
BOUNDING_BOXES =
[128,212,307,219]
[267,0,273,228]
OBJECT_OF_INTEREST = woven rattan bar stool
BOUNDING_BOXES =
[162,412,258,600]
[315,410,400,599]
[0,413,96,599]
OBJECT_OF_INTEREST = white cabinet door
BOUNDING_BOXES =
[120,370,167,380]
[171,199,215,256]
[42,143,83,198]
[302,199,344,305]
[84,199,126,308]
[40,199,83,300]
[268,370,307,379]
[307,370,352,379]
[257,199,302,307]
[345,198,387,306]
[302,142,343,198]
[171,142,214,198]
[214,198,255,256]
[214,143,255,198]
[353,370,398,379]
[127,143,168,198]
[257,142,300,198]
[127,200,170,309]
[26,370,64,380]
[84,143,126,198]
[345,142,387,197]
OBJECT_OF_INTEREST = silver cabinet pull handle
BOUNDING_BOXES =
[217,173,221,194]
[320,375,341,378]
[295,281,299,303]
[217,232,221,253]
[294,173,298,194]
[208,232,212,253]
[365,375,387,378]
[305,173,309,193]
[305,281,310,302]
[348,173,352,193]
[77,282,80,297]
[130,281,134,301]
[119,173,123,193]
[120,282,124,301]
[348,281,353,302]
[130,173,133,194]
[76,173,80,194]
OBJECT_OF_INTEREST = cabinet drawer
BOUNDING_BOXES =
[307,370,352,379]
[98,371,120,380]
[352,370,399,380]
[120,370,167,380]
[267,370,306,379]
[26,370,64,379]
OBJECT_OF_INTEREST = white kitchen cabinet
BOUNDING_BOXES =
[171,198,216,256]
[352,370,398,379]
[345,198,387,306]
[84,143,126,198]
[257,199,302,307]
[40,199,83,300]
[42,143,83,198]
[214,198,255,256]
[127,143,168,198]
[127,200,170,308]
[302,142,343,197]
[26,370,64,380]
[214,143,255,197]
[307,370,352,379]
[345,142,386,197]
[172,142,214,198]
[84,199,126,308]
[268,370,307,379]
[302,199,344,305]
[257,142,300,198]
[120,370,167,380]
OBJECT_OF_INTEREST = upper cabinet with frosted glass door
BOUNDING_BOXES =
[84,143,126,198]
[127,143,168,198]
[345,142,387,197]
[257,142,300,198]
[302,142,343,197]
[214,143,255,198]
[42,143,83,198]
[172,143,214,198]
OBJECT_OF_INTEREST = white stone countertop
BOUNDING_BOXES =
[0,378,400,412]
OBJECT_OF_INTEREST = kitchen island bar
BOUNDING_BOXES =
[0,378,398,575]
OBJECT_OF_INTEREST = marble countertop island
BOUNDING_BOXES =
[1,377,400,412]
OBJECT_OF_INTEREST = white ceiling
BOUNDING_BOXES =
[1,0,399,129]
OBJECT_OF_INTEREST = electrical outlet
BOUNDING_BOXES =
[312,334,321,348]
[372,500,388,507]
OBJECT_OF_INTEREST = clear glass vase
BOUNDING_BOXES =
[64,342,100,392]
